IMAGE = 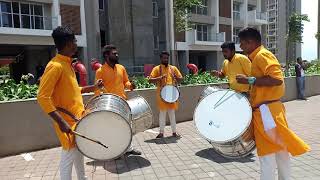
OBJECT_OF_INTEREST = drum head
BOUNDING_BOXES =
[160,85,180,103]
[75,111,132,160]
[194,90,252,143]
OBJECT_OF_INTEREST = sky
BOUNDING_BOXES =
[301,0,318,60]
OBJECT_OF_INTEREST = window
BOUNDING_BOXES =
[233,2,241,20]
[154,35,159,50]
[248,5,255,11]
[99,0,104,10]
[196,24,208,41]
[152,1,158,18]
[233,28,241,43]
[0,1,44,29]
[191,0,208,15]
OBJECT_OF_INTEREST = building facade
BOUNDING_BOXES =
[175,0,268,74]
[267,0,302,63]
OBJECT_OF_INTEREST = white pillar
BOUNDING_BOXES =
[167,0,176,65]
[243,0,248,27]
[80,0,87,39]
[52,0,61,27]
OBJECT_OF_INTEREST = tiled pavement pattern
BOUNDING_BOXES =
[1,96,320,180]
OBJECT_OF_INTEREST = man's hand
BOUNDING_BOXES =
[58,120,72,134]
[95,79,104,89]
[130,81,136,91]
[211,70,221,77]
[236,74,249,84]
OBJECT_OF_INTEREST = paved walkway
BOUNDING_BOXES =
[1,96,320,180]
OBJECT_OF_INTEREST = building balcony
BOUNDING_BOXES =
[248,10,268,25]
[177,30,225,51]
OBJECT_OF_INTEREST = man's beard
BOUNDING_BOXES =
[109,57,119,64]
[162,62,168,67]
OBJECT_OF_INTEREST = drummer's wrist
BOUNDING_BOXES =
[248,77,256,85]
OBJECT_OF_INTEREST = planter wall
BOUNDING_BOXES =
[1,76,320,157]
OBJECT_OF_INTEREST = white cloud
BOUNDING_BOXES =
[302,0,318,60]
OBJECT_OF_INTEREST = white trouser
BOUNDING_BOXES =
[259,150,291,180]
[159,109,176,133]
[60,148,87,180]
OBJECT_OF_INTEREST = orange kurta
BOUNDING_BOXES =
[149,65,183,110]
[37,54,85,150]
[249,46,310,156]
[221,53,251,92]
[94,64,132,100]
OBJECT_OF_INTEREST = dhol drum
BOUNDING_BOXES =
[75,94,132,161]
[194,89,255,158]
[160,85,180,103]
[127,96,153,134]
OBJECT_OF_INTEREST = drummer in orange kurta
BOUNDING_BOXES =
[236,27,310,180]
[37,26,103,180]
[149,51,183,138]
[94,44,141,156]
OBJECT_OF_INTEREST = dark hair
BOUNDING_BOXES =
[102,44,117,57]
[297,57,302,61]
[51,26,75,51]
[160,51,170,58]
[221,42,235,51]
[238,27,261,43]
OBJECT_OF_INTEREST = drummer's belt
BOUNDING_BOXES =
[252,99,281,111]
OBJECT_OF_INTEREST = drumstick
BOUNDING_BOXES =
[213,89,231,108]
[73,131,109,149]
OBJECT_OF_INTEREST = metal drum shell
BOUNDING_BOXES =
[160,85,180,103]
[127,96,153,134]
[75,93,132,161]
[194,89,256,159]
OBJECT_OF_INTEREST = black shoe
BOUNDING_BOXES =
[156,133,164,138]
[172,132,181,138]
[126,149,142,156]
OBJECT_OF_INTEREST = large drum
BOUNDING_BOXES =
[194,89,255,158]
[160,85,180,103]
[127,96,153,134]
[75,94,132,160]
[75,94,153,161]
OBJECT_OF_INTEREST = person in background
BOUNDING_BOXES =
[295,57,308,100]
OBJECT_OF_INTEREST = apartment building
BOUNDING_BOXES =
[0,0,101,82]
[98,0,169,76]
[175,0,268,74]
[267,0,302,63]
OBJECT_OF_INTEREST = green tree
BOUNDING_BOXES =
[174,0,202,32]
[285,13,309,74]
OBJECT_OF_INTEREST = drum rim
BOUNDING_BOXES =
[75,110,133,161]
[128,95,154,123]
[199,86,221,101]
[160,85,180,103]
[193,89,253,143]
[85,93,129,109]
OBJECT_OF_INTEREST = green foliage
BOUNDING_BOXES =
[287,13,310,43]
[0,79,38,101]
[174,0,202,32]
[131,76,155,89]
[181,72,226,85]
[315,31,320,40]
[0,65,9,75]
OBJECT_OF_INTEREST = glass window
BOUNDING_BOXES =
[99,0,104,10]
[22,15,31,28]
[12,2,19,13]
[33,5,43,16]
[13,14,20,28]
[21,3,30,14]
[152,2,158,17]
[1,2,12,13]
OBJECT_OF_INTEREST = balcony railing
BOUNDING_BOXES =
[256,11,267,21]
